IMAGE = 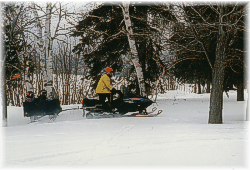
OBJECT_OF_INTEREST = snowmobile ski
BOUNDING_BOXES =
[123,107,162,117]
[135,110,162,117]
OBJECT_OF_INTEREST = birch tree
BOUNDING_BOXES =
[1,2,7,127]
[32,2,66,100]
[33,2,45,92]
[43,2,54,99]
[121,1,146,97]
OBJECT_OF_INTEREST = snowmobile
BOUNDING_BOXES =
[82,85,162,119]
[23,90,62,121]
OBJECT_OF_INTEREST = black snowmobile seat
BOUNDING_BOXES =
[82,98,100,107]
[82,90,123,108]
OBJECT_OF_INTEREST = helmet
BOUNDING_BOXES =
[105,68,113,75]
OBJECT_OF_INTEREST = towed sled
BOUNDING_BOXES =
[82,85,162,119]
[23,90,62,121]
[23,99,61,117]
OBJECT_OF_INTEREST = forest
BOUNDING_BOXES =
[1,1,248,124]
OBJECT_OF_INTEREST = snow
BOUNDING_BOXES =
[1,90,249,169]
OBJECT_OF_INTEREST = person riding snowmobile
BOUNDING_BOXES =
[96,68,116,105]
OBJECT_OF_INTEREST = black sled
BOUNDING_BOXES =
[23,90,62,119]
[82,85,161,119]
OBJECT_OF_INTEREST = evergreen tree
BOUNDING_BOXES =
[72,2,176,94]
[72,2,128,88]
[4,4,24,81]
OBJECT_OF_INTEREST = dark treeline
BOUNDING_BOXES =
[2,2,248,123]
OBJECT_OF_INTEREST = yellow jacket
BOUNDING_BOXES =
[96,74,113,93]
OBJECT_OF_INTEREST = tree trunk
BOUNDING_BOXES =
[198,78,201,94]
[209,63,225,124]
[44,3,52,99]
[33,3,45,91]
[168,77,170,90]
[74,54,79,104]
[1,19,7,126]
[209,4,227,124]
[194,80,197,93]
[122,2,147,97]
[24,46,33,96]
[246,88,249,121]
[206,79,211,93]
[44,3,58,100]
[63,74,65,105]
[237,77,244,101]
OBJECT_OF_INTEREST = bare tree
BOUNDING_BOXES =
[121,2,147,97]
[32,2,66,100]
[168,2,247,124]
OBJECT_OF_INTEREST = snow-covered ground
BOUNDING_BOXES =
[1,90,249,169]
